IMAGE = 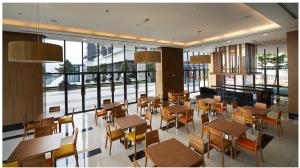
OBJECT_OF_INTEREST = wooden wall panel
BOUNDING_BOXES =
[287,31,298,114]
[3,31,43,126]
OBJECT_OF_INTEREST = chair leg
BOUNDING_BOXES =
[59,124,62,133]
[145,156,148,167]
[134,143,137,158]
[109,140,112,156]
[259,148,264,163]
[255,151,259,167]
[75,150,79,167]
[207,144,210,159]
[72,121,75,134]
[105,136,108,148]
[192,121,195,131]
[222,151,224,167]
[23,130,26,141]
[160,119,162,129]
[201,130,204,138]
[186,123,189,133]
[167,121,169,132]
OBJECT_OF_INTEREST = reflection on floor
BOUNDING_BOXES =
[2,98,298,167]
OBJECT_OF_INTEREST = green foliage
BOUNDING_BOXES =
[55,59,75,73]
[146,64,155,71]
[120,60,130,72]
[99,63,107,72]
[257,53,287,68]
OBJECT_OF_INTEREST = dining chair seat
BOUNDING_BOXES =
[127,132,145,142]
[3,161,19,167]
[53,144,75,158]
[27,122,41,130]
[96,110,107,117]
[245,117,257,123]
[178,115,193,122]
[202,126,209,133]
[110,129,125,140]
[235,137,257,151]
[58,117,72,123]
[261,117,277,125]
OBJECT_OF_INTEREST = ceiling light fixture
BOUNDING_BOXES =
[263,33,269,36]
[134,51,161,64]
[189,55,211,64]
[8,4,63,63]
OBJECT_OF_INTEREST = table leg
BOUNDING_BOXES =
[175,113,179,128]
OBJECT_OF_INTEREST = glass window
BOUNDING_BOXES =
[83,42,98,73]
[113,44,125,102]
[125,45,137,103]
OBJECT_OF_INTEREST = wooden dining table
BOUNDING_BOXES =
[144,138,203,167]
[164,105,189,128]
[102,102,121,110]
[206,119,248,158]
[36,111,65,121]
[115,114,146,130]
[241,105,268,116]
[6,133,62,162]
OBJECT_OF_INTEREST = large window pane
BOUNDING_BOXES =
[113,45,125,102]
[83,42,98,73]
[66,41,82,73]
[125,46,137,103]
[67,74,82,113]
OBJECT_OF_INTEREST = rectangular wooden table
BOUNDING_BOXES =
[36,111,65,121]
[207,119,247,137]
[241,105,268,116]
[202,98,219,105]
[145,138,202,167]
[115,114,146,130]
[164,105,189,128]
[102,102,121,110]
[6,133,62,162]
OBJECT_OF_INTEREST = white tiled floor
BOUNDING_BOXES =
[3,99,298,167]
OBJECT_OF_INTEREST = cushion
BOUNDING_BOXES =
[110,129,125,139]
[178,116,193,122]
[127,131,145,142]
[236,137,256,151]
[58,117,73,124]
[53,144,75,158]
[96,110,107,117]
[262,117,277,125]
[3,161,19,167]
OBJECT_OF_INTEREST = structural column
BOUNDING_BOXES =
[156,47,183,100]
[287,31,298,115]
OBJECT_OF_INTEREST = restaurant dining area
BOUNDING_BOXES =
[1,2,299,167]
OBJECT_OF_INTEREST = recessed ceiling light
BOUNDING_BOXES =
[17,12,23,15]
[105,9,110,13]
[244,15,252,19]
[114,41,118,44]
[143,18,150,23]
[263,33,269,36]
[227,40,232,43]
[82,38,86,41]
[197,30,202,33]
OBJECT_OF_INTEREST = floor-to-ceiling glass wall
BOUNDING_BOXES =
[44,38,157,114]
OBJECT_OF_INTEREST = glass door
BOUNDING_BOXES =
[84,73,98,111]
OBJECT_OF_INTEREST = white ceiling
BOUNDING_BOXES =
[2,3,298,48]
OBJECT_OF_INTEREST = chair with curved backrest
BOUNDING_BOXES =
[200,113,209,138]
[188,134,205,166]
[178,109,195,133]
[144,111,153,131]
[137,96,148,116]
[34,125,53,138]
[198,99,210,116]
[214,95,222,103]
[122,99,129,115]
[94,105,107,126]
[233,114,246,126]
[231,100,238,112]
[41,117,57,133]
[22,115,41,141]
[208,128,233,167]
[241,108,257,134]
[126,123,147,158]
[103,99,112,105]
[151,98,161,113]
[214,100,227,117]
[53,127,79,167]
[144,130,160,167]
[195,95,201,113]
[160,107,176,132]
[105,123,126,155]
[49,106,60,113]
[184,101,191,109]
[235,131,264,166]
[58,108,75,133]
[262,111,283,136]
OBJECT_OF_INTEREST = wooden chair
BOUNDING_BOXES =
[41,117,57,133]
[137,98,148,116]
[198,99,210,116]
[133,157,141,167]
[151,98,161,113]
[34,125,53,138]
[122,99,129,115]
[103,99,112,104]
[49,106,60,113]
[144,111,153,131]
[184,101,191,109]
[126,123,147,158]
[235,131,264,166]
[160,108,176,132]
[140,94,147,99]
[20,154,52,167]
[105,123,126,155]
[169,95,178,105]
[261,111,283,136]
[214,100,227,117]
[214,95,222,103]
[94,105,107,126]
[195,95,201,112]
[231,100,238,112]
[22,115,41,141]
[241,108,257,134]
[233,114,246,125]
[145,130,160,167]
[208,128,233,167]
[184,92,190,101]
[53,128,79,166]
[178,109,195,133]
[188,134,205,166]
[58,108,75,133]
[3,161,19,167]
[200,113,209,138]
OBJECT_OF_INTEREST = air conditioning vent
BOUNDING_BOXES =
[278,3,298,19]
